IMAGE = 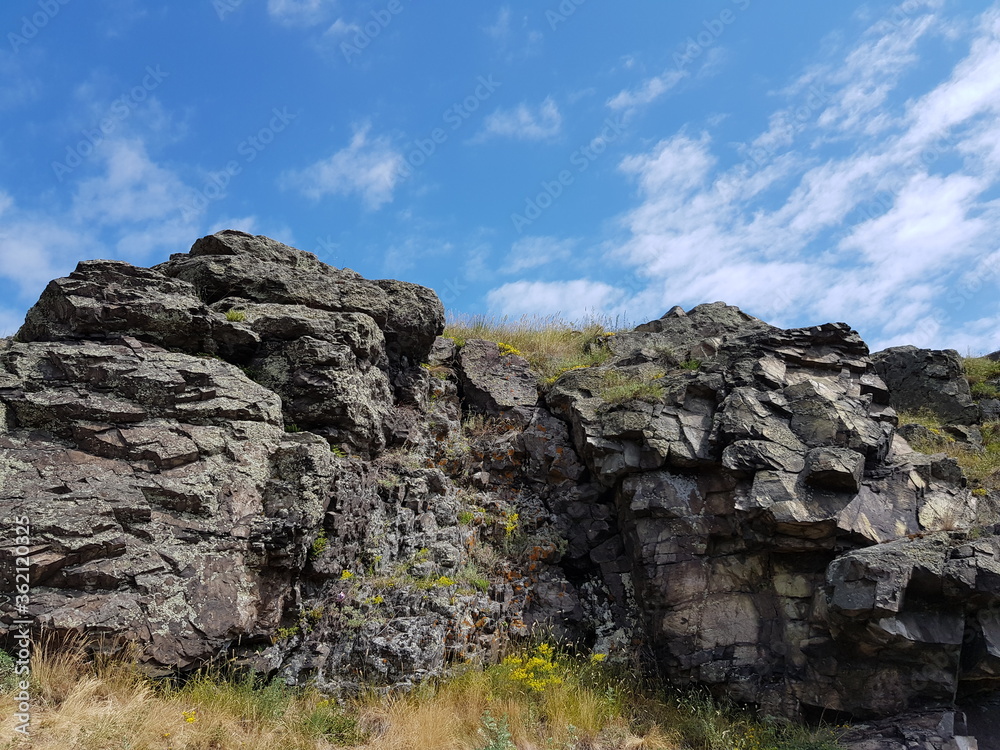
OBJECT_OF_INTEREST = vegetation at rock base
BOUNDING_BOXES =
[0,641,844,750]
[224,309,247,322]
[443,314,621,382]
[897,409,1000,490]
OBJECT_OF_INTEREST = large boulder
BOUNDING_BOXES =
[872,346,978,425]
[15,231,445,455]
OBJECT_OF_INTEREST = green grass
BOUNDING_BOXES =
[224,309,247,322]
[963,356,1000,400]
[2,641,845,750]
[599,369,666,405]
[898,410,1000,489]
[443,313,623,382]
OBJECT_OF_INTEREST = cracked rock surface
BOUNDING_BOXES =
[1,237,998,744]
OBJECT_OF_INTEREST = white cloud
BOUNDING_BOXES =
[282,123,404,210]
[475,98,562,142]
[608,69,688,111]
[0,135,209,307]
[267,0,335,27]
[486,280,626,321]
[72,139,192,226]
[502,236,575,274]
[324,18,360,38]
[485,6,511,39]
[596,1,1000,349]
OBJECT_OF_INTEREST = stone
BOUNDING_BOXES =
[803,446,865,492]
[872,346,979,424]
[456,339,539,424]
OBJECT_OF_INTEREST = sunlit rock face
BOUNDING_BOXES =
[1,236,998,744]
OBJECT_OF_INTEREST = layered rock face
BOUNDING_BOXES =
[546,304,1000,720]
[2,233,999,743]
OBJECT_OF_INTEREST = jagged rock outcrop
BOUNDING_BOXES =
[2,238,999,744]
[546,303,1000,721]
[872,346,979,425]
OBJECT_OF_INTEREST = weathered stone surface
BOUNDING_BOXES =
[804,446,865,492]
[457,339,539,424]
[3,244,999,742]
[547,305,999,724]
[155,230,443,367]
[18,260,259,362]
[873,346,979,424]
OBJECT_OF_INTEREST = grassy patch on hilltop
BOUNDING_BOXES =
[443,314,625,383]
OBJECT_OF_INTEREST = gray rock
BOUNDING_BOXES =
[155,230,443,368]
[803,446,865,492]
[872,346,978,424]
[457,339,539,424]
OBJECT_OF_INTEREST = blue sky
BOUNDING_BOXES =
[1,0,999,352]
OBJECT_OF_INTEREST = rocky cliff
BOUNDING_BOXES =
[2,231,999,747]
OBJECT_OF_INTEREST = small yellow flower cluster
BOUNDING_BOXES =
[436,575,457,586]
[503,512,519,537]
[340,570,354,580]
[182,710,197,724]
[589,652,607,662]
[501,643,563,692]
[497,342,522,357]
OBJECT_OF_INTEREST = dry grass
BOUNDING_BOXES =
[443,314,624,382]
[963,356,1000,400]
[0,641,843,750]
[897,410,1000,489]
[599,370,666,405]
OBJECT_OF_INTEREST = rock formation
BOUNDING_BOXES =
[2,231,999,747]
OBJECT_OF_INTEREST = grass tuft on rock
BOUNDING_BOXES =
[443,313,621,382]
[599,369,666,405]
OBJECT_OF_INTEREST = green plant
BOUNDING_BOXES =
[599,369,665,405]
[310,531,328,558]
[225,309,247,322]
[274,625,300,641]
[303,699,365,743]
[478,710,516,750]
[680,359,702,370]
[964,356,1000,400]
[285,423,302,433]
[458,510,475,525]
[330,445,347,458]
[898,412,1000,490]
